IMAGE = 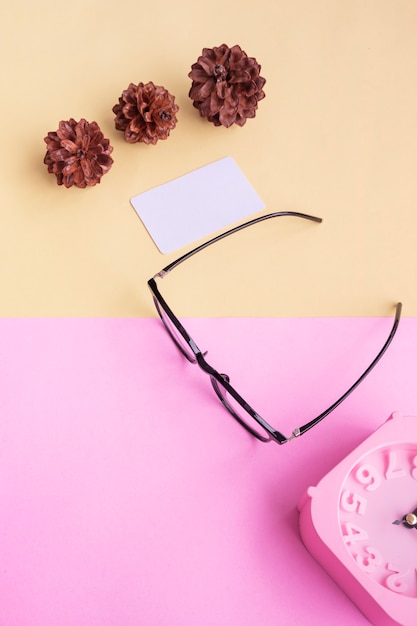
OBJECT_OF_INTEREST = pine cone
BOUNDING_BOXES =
[112,81,179,144]
[44,118,114,188]
[188,44,266,127]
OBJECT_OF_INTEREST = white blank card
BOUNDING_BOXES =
[130,156,265,254]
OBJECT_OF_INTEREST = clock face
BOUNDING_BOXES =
[339,443,417,598]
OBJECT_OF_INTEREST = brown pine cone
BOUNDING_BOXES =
[112,81,179,144]
[44,118,114,188]
[188,44,266,127]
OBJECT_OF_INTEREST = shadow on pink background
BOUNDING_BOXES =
[1,316,416,626]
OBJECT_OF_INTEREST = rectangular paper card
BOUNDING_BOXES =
[130,156,265,253]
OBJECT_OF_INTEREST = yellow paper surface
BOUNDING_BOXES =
[2,0,416,317]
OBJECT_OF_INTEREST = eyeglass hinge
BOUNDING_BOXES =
[289,428,301,441]
[154,270,168,279]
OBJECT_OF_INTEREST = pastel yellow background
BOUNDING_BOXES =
[1,0,416,317]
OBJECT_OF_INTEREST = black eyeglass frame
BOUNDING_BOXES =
[148,211,402,444]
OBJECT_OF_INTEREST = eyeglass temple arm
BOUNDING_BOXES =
[289,301,403,441]
[152,211,322,279]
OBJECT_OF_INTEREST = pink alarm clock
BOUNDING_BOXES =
[298,412,417,626]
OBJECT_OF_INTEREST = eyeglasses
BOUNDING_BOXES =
[148,211,402,444]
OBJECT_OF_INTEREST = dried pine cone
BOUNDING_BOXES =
[188,44,266,127]
[44,118,114,188]
[112,81,179,144]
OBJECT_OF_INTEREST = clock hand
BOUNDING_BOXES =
[392,506,417,528]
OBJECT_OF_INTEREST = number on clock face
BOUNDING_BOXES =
[339,445,417,598]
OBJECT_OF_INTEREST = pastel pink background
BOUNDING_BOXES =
[1,316,416,626]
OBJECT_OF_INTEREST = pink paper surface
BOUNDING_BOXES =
[1,317,416,626]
